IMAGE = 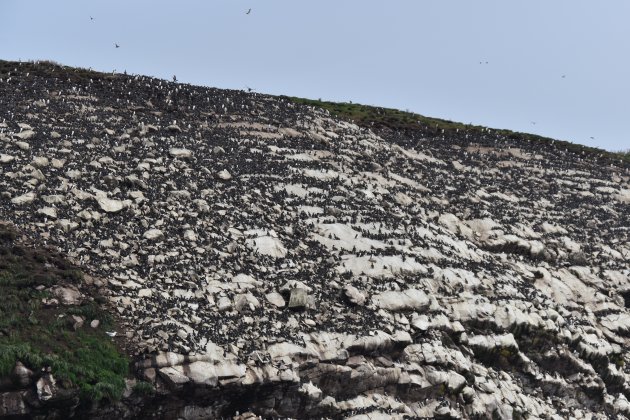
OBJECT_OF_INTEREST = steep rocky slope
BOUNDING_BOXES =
[0,60,629,418]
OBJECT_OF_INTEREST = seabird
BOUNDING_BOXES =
[90,16,94,21]
[246,8,251,14]
[106,331,117,337]
[115,43,120,48]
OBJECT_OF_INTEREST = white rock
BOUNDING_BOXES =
[266,292,286,308]
[15,130,35,140]
[374,289,430,312]
[11,192,36,205]
[32,156,49,167]
[169,148,192,159]
[138,288,153,298]
[51,158,65,168]
[158,366,190,388]
[268,342,318,359]
[246,235,287,258]
[344,284,367,306]
[36,373,55,402]
[217,296,232,311]
[143,229,164,240]
[37,207,57,219]
[51,286,83,305]
[96,197,125,213]
[183,229,197,241]
[183,361,218,386]
[216,169,232,181]
[299,381,323,400]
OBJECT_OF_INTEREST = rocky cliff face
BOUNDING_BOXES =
[0,60,629,419]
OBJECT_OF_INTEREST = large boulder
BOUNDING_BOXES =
[373,289,430,312]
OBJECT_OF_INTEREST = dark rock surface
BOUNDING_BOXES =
[0,60,629,418]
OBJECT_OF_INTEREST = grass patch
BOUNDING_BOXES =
[283,96,630,166]
[132,381,155,396]
[0,223,128,403]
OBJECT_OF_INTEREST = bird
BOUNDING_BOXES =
[561,75,566,78]
[106,331,117,337]
[246,8,251,14]
[245,86,253,92]
[115,43,120,48]
[173,75,178,83]
[90,16,94,21]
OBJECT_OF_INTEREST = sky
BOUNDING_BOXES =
[1,0,629,152]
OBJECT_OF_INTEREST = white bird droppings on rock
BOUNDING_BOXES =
[11,192,36,205]
[169,148,192,159]
[143,229,164,240]
[96,197,125,213]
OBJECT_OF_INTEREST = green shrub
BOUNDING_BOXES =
[132,381,155,396]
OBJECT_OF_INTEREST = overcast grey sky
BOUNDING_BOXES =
[1,0,628,151]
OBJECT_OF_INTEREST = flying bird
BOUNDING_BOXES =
[245,86,253,92]
[246,8,251,14]
[115,43,120,48]
[561,75,566,78]
[90,16,94,21]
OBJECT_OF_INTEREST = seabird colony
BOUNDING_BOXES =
[0,61,629,418]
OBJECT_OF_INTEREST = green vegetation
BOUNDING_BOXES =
[611,353,626,369]
[0,223,129,403]
[132,380,156,396]
[283,96,630,166]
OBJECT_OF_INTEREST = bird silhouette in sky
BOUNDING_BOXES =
[246,8,251,14]
[90,16,94,21]
[115,43,120,48]
[562,75,566,78]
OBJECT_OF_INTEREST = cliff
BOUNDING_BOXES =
[0,59,629,419]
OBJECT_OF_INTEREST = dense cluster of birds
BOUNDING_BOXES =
[0,61,629,417]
